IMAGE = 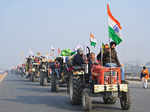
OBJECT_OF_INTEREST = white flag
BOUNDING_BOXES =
[29,48,34,56]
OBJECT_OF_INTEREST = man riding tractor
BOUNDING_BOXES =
[97,41,125,81]
[97,41,121,67]
[68,48,89,105]
[50,56,71,92]
[81,42,130,111]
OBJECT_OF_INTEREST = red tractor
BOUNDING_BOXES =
[82,64,130,111]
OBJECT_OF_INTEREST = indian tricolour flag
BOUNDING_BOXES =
[90,33,97,47]
[107,4,122,45]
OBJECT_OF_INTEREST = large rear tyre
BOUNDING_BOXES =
[69,75,83,105]
[82,89,92,112]
[51,73,58,92]
[66,80,70,94]
[66,72,71,94]
[120,89,131,110]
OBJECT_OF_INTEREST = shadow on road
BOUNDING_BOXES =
[5,79,30,82]
[16,87,49,93]
[1,95,131,112]
[16,86,67,94]
[1,74,132,112]
[1,95,81,112]
[22,82,42,86]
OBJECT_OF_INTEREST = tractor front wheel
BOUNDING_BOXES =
[40,72,48,86]
[82,89,92,112]
[120,89,131,110]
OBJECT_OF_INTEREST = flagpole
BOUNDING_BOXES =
[107,1,113,83]
[106,1,112,65]
[105,1,113,85]
[100,46,103,65]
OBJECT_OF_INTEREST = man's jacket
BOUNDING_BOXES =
[141,69,149,79]
[73,54,85,66]
[103,48,120,66]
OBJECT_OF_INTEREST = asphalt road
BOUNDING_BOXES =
[0,73,150,112]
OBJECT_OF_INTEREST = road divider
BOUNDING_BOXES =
[126,76,150,82]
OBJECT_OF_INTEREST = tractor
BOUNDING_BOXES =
[50,57,71,92]
[29,62,40,82]
[39,57,51,86]
[82,63,130,111]
[68,64,88,105]
[27,57,41,82]
[68,47,90,105]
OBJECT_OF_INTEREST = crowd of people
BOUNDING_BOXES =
[73,41,121,67]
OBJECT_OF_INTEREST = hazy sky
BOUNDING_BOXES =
[0,0,150,69]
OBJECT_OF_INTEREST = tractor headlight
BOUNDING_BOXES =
[42,65,46,69]
[32,68,35,72]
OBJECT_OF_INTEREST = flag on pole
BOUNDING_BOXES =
[37,52,41,56]
[101,42,105,53]
[45,52,49,58]
[107,4,122,45]
[61,49,76,56]
[50,45,55,57]
[100,43,105,65]
[90,33,97,47]
[50,45,55,51]
[75,44,83,51]
[29,48,34,56]
[57,48,61,55]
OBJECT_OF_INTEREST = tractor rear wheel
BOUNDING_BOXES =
[51,73,58,92]
[69,75,83,105]
[120,89,131,110]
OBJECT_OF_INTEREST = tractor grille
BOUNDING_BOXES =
[104,71,117,77]
[104,71,117,84]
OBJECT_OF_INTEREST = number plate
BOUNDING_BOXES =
[94,84,128,93]
[120,84,128,92]
[106,85,118,91]
[94,85,105,93]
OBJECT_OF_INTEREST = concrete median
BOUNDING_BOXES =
[126,76,150,82]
